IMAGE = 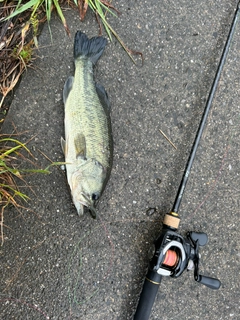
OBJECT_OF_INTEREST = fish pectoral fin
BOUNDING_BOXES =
[74,133,86,158]
[61,137,66,155]
[63,76,74,105]
[95,83,111,112]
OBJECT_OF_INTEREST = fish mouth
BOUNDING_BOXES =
[80,192,97,219]
[88,206,97,219]
[73,194,90,216]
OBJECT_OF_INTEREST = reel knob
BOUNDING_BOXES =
[187,231,221,290]
[187,231,208,246]
[195,274,221,290]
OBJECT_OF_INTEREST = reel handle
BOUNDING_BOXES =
[196,274,221,290]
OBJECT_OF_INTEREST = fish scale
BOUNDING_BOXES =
[66,58,110,168]
[62,31,113,217]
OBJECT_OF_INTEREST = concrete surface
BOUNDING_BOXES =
[1,1,240,319]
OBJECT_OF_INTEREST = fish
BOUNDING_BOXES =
[61,31,113,218]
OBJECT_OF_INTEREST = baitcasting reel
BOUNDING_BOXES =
[133,3,240,319]
[149,216,221,289]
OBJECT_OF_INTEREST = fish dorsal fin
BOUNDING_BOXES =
[95,83,111,113]
[63,76,74,105]
[74,134,86,158]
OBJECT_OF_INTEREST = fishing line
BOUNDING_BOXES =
[162,249,178,267]
[96,213,115,279]
[66,216,115,312]
[0,296,50,319]
[190,107,240,220]
[191,145,230,219]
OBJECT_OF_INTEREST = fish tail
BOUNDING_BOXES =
[74,31,107,65]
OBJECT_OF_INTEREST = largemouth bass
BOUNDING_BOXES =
[62,31,113,217]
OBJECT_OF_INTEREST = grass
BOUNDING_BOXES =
[0,0,39,111]
[0,136,31,244]
[0,134,63,245]
[5,0,122,41]
[0,0,141,111]
[0,0,141,243]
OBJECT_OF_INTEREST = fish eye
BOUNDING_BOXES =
[92,193,100,201]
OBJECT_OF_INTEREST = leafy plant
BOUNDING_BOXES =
[0,135,51,245]
[1,1,142,110]
[6,0,70,34]
[5,0,139,60]
[0,1,37,109]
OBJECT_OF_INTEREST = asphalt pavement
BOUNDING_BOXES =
[1,1,240,319]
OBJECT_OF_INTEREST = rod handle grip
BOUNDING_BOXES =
[134,270,162,320]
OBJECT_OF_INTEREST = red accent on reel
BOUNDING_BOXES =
[163,250,178,267]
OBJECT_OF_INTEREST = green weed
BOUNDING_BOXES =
[5,0,138,61]
[0,135,50,245]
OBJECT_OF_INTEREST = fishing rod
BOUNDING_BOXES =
[134,2,240,319]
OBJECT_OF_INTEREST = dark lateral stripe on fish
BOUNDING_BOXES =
[74,31,107,65]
